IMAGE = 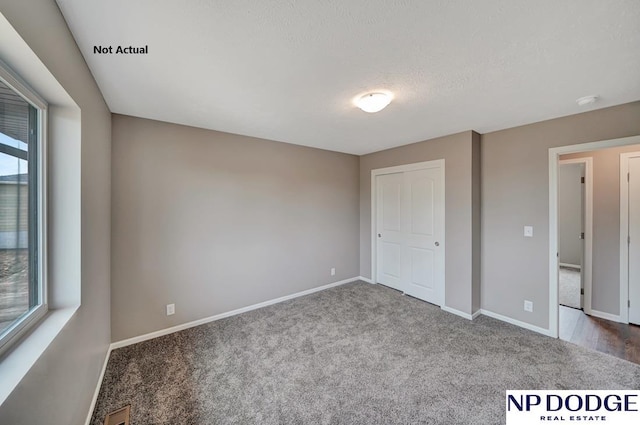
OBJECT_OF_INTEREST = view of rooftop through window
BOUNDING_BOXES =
[0,79,31,337]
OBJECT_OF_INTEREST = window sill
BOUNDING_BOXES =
[0,306,78,406]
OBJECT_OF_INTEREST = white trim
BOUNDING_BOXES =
[371,160,446,175]
[0,304,47,356]
[549,135,640,339]
[358,276,374,284]
[38,103,48,311]
[441,305,478,320]
[0,58,48,109]
[370,159,446,304]
[0,58,49,357]
[558,157,593,316]
[620,151,640,324]
[589,309,624,324]
[84,345,113,425]
[549,149,559,338]
[480,309,555,337]
[559,263,581,270]
[111,277,360,349]
[472,310,481,320]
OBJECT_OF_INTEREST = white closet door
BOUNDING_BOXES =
[376,172,404,291]
[375,163,445,306]
[403,168,444,305]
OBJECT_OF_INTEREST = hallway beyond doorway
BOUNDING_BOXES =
[559,266,581,309]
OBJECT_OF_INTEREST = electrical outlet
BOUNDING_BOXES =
[524,226,533,237]
[166,303,175,316]
[524,300,533,312]
[331,267,336,276]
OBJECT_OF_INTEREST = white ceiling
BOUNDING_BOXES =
[56,0,640,155]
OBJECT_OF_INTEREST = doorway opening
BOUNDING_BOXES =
[557,158,591,313]
[550,135,640,363]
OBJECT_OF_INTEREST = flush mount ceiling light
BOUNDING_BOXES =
[355,92,392,113]
[576,95,598,106]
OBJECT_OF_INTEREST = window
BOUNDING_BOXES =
[0,63,47,355]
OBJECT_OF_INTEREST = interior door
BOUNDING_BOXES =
[402,168,444,305]
[629,157,640,325]
[376,172,404,291]
[375,163,445,306]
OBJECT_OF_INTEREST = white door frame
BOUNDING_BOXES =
[549,135,640,338]
[371,159,446,295]
[558,157,593,315]
[620,151,640,324]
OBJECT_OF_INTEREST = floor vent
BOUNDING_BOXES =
[104,405,130,425]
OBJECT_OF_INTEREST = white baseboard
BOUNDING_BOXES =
[589,309,624,323]
[441,306,481,321]
[84,345,112,425]
[84,278,554,422]
[441,305,474,320]
[480,309,554,337]
[111,276,360,350]
[559,263,581,270]
[88,276,361,422]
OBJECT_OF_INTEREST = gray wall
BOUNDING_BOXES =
[359,131,481,315]
[558,163,583,266]
[482,102,640,329]
[0,1,111,424]
[561,143,640,314]
[471,131,481,313]
[111,115,360,341]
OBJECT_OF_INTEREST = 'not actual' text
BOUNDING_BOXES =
[93,45,148,54]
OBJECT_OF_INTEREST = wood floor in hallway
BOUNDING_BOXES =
[559,305,640,364]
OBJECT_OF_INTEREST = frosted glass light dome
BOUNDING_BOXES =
[356,92,392,113]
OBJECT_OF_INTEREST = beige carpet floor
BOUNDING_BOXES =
[91,281,640,424]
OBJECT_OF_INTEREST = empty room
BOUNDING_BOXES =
[0,1,639,424]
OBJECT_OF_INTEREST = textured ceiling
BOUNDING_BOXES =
[56,0,640,154]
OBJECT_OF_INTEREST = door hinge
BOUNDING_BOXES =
[580,232,585,240]
[629,172,630,182]
[580,288,584,295]
[629,235,632,245]
[629,300,631,308]
[581,176,585,184]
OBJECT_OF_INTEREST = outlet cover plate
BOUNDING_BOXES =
[166,303,175,315]
[524,226,534,237]
[524,300,533,312]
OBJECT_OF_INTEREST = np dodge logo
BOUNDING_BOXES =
[506,390,640,424]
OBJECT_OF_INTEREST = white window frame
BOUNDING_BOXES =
[0,59,48,357]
